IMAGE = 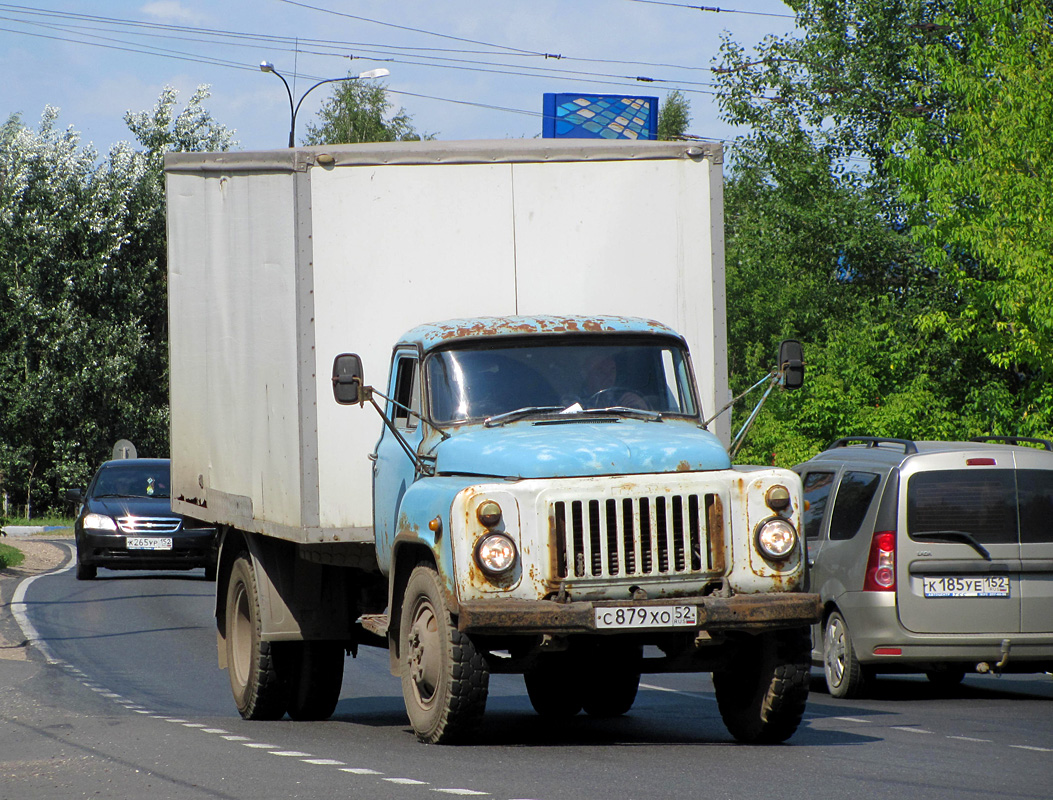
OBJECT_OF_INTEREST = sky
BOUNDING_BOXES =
[0,1,798,153]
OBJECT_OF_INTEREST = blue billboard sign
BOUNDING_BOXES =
[543,93,659,140]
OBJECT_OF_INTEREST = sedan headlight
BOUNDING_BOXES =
[83,513,117,531]
[474,532,518,576]
[754,517,799,561]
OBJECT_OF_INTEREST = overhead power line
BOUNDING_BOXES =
[0,1,788,137]
[624,0,794,17]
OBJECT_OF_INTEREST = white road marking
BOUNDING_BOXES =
[638,682,711,699]
[832,716,871,723]
[948,736,992,743]
[891,726,933,734]
[386,778,429,785]
[1010,745,1053,753]
[432,789,491,796]
[270,750,313,757]
[9,542,75,665]
[303,758,346,766]
[222,735,250,741]
[242,742,278,749]
[340,768,384,775]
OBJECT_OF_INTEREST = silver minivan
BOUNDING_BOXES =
[796,436,1053,697]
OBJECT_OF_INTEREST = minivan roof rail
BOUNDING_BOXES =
[971,435,1053,451]
[826,436,918,454]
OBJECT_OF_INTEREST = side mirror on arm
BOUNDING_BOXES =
[332,353,367,405]
[778,339,804,391]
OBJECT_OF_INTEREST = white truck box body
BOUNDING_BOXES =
[165,139,728,543]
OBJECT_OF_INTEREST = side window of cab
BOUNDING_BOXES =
[390,353,420,430]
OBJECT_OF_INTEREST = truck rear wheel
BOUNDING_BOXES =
[581,642,642,717]
[282,641,345,721]
[399,564,489,743]
[713,627,810,744]
[524,653,582,717]
[226,553,287,720]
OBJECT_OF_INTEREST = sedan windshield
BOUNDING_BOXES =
[425,338,698,424]
[92,464,171,499]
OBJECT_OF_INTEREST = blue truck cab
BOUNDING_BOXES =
[332,314,820,744]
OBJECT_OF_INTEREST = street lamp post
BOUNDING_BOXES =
[259,62,391,148]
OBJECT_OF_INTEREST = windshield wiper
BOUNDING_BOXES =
[912,530,992,561]
[484,406,566,427]
[576,406,663,421]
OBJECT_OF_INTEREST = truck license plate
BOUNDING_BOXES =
[126,537,173,551]
[922,576,1009,598]
[594,605,698,630]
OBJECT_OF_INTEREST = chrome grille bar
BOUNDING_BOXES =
[116,516,182,534]
[552,493,723,580]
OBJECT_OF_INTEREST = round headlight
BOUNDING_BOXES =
[755,517,799,561]
[474,532,517,576]
[83,513,117,531]
[476,500,502,528]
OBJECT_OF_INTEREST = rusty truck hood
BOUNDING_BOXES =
[430,417,731,479]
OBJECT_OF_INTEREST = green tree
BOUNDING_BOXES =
[0,87,234,515]
[711,0,1050,461]
[890,0,1053,416]
[657,89,692,140]
[302,78,428,145]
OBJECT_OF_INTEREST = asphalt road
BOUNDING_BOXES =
[3,541,1052,800]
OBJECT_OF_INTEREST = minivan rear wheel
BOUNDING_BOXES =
[824,611,867,699]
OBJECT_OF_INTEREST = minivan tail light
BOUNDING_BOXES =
[863,530,896,591]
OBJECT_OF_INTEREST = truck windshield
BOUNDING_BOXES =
[425,338,698,424]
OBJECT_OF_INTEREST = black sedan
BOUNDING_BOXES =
[69,458,216,580]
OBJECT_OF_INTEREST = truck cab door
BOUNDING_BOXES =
[373,349,424,572]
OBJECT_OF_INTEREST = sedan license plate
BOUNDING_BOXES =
[922,575,1009,598]
[595,605,698,630]
[126,537,173,551]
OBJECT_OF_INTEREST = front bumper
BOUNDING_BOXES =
[78,529,217,570]
[457,592,821,635]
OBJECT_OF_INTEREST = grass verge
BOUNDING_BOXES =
[0,542,26,569]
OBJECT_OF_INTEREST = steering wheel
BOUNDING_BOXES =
[584,387,651,410]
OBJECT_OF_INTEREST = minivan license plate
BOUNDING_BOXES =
[922,575,1009,598]
[595,606,697,629]
[126,537,173,551]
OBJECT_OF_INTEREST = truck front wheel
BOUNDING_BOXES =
[225,553,287,720]
[399,564,489,743]
[713,627,810,744]
[281,641,345,721]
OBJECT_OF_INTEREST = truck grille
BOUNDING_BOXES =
[116,516,182,534]
[551,493,724,580]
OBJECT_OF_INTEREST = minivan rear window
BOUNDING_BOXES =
[908,470,1019,545]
